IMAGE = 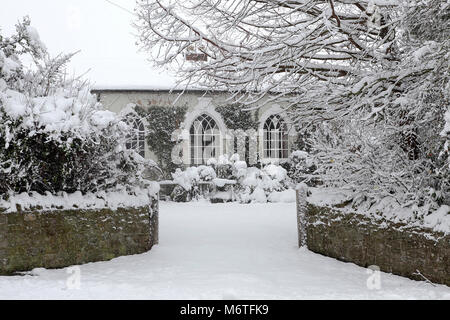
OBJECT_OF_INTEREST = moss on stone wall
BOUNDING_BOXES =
[303,203,449,286]
[0,202,158,275]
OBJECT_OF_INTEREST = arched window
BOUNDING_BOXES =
[263,115,289,159]
[125,117,146,158]
[190,114,220,165]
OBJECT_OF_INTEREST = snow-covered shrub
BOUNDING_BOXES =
[282,150,319,186]
[237,163,292,204]
[211,154,234,180]
[172,167,200,191]
[311,110,449,216]
[0,18,157,197]
[197,165,217,181]
[225,154,293,203]
[169,154,294,203]
[170,167,198,202]
[170,166,216,202]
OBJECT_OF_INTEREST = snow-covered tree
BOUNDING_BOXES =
[0,18,157,196]
[308,0,449,212]
[135,0,399,105]
[136,1,449,213]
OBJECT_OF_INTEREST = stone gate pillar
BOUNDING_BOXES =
[296,183,309,248]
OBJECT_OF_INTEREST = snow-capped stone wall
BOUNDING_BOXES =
[297,192,449,286]
[0,199,159,275]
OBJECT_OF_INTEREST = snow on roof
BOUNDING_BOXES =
[91,84,223,92]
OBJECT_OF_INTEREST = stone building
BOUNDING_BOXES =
[92,87,300,171]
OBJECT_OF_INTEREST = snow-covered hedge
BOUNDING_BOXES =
[0,18,157,198]
[0,185,160,213]
[281,150,319,186]
[307,187,450,236]
[169,154,296,203]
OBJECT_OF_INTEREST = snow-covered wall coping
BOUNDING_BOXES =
[0,185,160,214]
[306,187,450,235]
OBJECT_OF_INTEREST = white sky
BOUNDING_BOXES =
[0,0,176,88]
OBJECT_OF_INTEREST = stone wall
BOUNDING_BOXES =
[297,194,449,286]
[0,201,159,275]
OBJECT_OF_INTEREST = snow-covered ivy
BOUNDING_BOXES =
[216,104,258,131]
[135,104,188,178]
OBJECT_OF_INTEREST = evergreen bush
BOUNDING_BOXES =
[0,18,156,198]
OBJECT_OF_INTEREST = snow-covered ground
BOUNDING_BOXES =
[0,201,449,300]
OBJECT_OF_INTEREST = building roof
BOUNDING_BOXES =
[91,85,302,96]
[91,84,228,94]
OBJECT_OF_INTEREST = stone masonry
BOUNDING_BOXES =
[298,198,449,286]
[0,201,158,275]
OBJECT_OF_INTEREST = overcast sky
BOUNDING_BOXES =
[0,0,176,89]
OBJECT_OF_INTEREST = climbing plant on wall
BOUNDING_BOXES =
[216,104,260,164]
[135,105,188,178]
[135,103,262,177]
[216,104,259,131]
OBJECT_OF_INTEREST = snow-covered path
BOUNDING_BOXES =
[0,202,449,300]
